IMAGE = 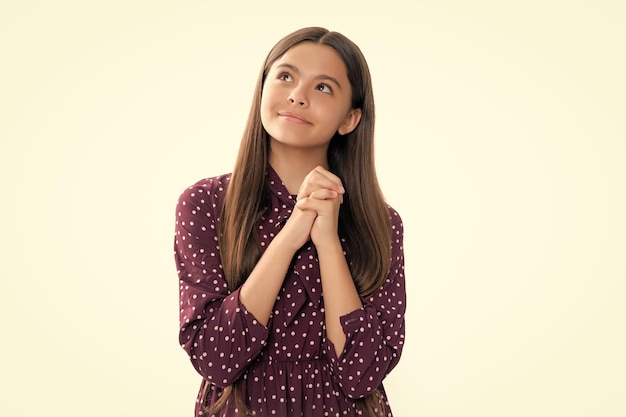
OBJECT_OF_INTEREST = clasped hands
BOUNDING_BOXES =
[283,166,344,249]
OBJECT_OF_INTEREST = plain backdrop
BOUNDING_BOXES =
[1,1,625,416]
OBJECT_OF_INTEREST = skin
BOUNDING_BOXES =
[239,42,364,356]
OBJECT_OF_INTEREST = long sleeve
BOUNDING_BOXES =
[174,178,269,387]
[324,208,406,399]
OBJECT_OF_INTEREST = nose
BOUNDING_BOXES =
[289,97,305,106]
[287,85,307,107]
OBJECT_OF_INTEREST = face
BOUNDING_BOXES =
[260,42,361,153]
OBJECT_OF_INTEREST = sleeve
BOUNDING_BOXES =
[324,207,406,399]
[174,181,269,387]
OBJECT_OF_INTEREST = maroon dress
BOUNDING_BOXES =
[174,166,406,416]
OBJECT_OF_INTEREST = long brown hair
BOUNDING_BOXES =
[214,26,392,417]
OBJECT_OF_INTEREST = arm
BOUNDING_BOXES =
[315,236,363,356]
[294,167,362,353]
[295,185,361,355]
[308,202,406,398]
[295,169,406,397]
[175,179,318,386]
[175,181,268,387]
[323,208,406,399]
[239,205,317,325]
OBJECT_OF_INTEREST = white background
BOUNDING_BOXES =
[1,1,625,416]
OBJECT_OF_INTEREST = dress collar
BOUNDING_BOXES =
[266,164,297,209]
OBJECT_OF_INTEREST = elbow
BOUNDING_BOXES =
[183,332,245,388]
[334,349,400,399]
[191,354,246,388]
[333,359,387,399]
[201,371,241,389]
[339,371,386,399]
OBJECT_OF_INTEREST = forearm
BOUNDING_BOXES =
[317,237,363,356]
[239,232,298,326]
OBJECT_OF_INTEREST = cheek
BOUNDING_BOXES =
[260,86,280,114]
[325,105,352,130]
[259,90,273,124]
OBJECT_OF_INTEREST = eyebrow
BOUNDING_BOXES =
[275,63,343,90]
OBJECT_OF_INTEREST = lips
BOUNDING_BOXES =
[278,112,311,124]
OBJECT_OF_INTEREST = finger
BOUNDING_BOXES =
[296,194,342,215]
[311,166,345,193]
[295,196,329,212]
[309,189,339,200]
[298,167,344,199]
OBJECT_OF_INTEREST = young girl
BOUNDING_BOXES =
[174,27,406,417]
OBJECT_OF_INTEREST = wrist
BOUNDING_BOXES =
[273,226,308,253]
[313,234,342,253]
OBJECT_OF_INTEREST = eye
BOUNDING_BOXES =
[278,72,292,82]
[316,83,333,94]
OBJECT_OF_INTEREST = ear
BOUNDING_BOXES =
[337,108,362,135]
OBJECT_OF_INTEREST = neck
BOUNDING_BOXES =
[268,143,328,195]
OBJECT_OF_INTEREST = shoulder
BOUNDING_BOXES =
[178,173,231,200]
[176,173,232,213]
[386,205,404,255]
[386,204,405,267]
[387,205,404,233]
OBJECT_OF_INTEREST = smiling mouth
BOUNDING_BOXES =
[279,112,311,124]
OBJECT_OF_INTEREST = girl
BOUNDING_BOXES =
[174,27,406,417]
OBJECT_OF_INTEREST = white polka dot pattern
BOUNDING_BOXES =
[174,167,406,416]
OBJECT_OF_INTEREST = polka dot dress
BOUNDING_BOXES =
[174,166,406,417]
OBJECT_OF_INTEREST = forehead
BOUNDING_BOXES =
[271,42,349,80]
